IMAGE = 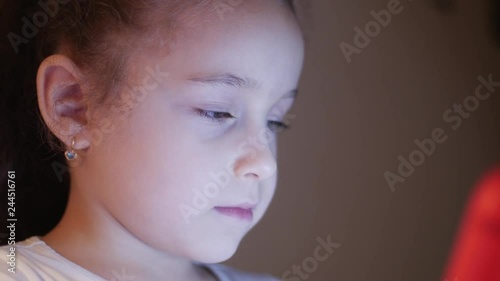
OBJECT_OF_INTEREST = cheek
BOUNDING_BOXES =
[88,96,206,234]
[92,93,235,239]
[110,105,203,215]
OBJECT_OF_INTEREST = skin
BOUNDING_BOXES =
[37,0,304,280]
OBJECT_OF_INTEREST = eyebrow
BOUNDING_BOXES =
[187,73,298,99]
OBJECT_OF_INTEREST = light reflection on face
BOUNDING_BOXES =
[84,0,304,263]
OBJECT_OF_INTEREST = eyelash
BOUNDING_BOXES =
[196,109,290,133]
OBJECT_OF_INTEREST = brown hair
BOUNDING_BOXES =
[0,0,298,243]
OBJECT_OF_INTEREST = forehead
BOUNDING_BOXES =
[153,0,304,85]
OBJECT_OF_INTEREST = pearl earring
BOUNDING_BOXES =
[64,138,78,161]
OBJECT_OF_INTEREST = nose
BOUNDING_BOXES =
[233,136,278,181]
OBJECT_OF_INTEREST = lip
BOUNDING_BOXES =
[214,206,254,222]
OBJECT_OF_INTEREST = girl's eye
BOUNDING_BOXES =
[196,109,235,124]
[268,120,290,133]
[196,109,290,132]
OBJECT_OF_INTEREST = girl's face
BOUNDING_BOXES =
[79,0,304,263]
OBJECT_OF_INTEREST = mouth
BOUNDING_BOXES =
[214,205,255,222]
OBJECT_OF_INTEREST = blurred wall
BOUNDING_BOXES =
[226,0,500,280]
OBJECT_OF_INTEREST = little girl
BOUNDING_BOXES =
[0,0,304,280]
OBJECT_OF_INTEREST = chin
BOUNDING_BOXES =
[189,235,243,264]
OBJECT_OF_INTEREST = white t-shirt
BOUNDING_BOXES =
[0,237,279,281]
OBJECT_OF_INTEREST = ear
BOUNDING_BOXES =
[36,54,92,151]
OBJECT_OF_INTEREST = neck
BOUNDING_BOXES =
[42,182,216,281]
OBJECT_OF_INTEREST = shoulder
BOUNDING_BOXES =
[0,241,17,280]
[0,236,50,280]
[0,236,104,281]
[202,263,280,281]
